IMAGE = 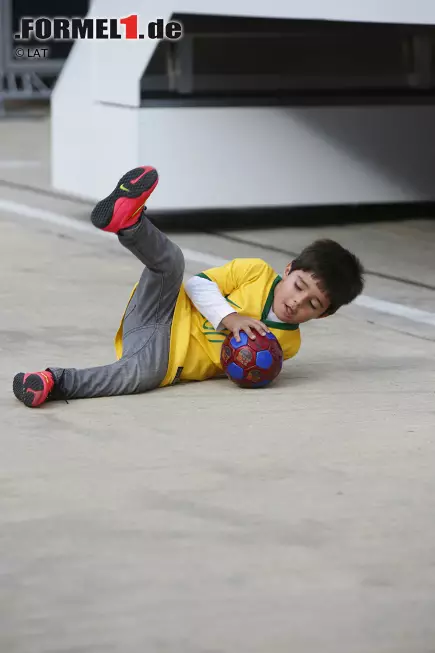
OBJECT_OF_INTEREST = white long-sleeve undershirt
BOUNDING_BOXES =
[184,275,283,330]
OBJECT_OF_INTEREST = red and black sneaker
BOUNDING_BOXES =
[13,370,56,408]
[91,166,158,233]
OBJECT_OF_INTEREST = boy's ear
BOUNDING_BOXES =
[285,261,293,276]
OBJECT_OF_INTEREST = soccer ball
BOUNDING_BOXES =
[220,331,283,388]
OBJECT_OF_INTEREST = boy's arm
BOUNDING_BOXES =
[185,260,270,340]
[184,275,236,331]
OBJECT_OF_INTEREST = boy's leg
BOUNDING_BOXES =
[13,166,185,406]
[118,211,185,340]
[47,213,185,400]
[47,327,171,400]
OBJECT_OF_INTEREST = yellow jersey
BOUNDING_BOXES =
[115,258,301,387]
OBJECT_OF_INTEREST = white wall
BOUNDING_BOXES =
[51,0,435,206]
[136,105,435,210]
[51,36,95,195]
[57,103,435,209]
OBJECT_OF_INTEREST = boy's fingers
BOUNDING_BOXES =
[254,321,267,335]
[234,329,241,342]
[246,326,255,340]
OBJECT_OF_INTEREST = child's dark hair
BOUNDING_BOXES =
[291,239,365,315]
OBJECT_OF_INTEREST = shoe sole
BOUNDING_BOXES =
[13,372,45,408]
[90,167,158,231]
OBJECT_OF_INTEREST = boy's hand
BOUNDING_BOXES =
[221,313,270,342]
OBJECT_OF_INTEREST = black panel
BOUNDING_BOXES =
[140,14,435,105]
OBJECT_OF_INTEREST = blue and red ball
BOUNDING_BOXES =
[220,331,283,388]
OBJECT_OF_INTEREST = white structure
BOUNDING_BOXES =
[51,0,435,210]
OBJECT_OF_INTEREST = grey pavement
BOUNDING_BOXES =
[1,114,435,653]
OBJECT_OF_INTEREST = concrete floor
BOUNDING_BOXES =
[1,115,435,653]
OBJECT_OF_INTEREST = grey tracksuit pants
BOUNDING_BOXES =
[49,213,185,399]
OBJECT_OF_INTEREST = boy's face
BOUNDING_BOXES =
[273,264,331,324]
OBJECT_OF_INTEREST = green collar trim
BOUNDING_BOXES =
[197,272,299,331]
[262,276,300,331]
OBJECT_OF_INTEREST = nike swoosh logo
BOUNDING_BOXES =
[120,184,130,192]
